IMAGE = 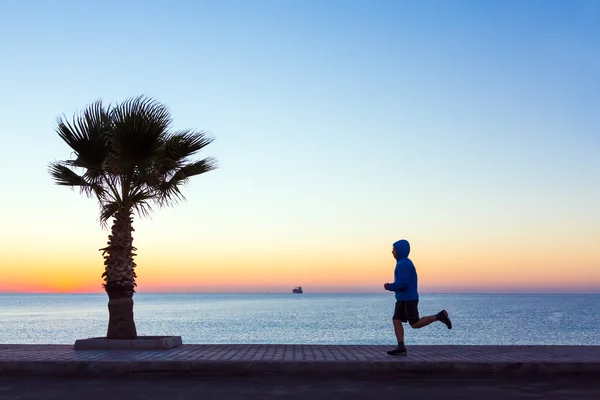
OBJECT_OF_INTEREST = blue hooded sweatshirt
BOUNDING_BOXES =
[386,239,419,301]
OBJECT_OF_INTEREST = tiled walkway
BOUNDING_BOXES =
[1,344,599,376]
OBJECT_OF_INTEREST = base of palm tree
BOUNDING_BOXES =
[73,335,182,350]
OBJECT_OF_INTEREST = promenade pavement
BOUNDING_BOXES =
[1,344,599,377]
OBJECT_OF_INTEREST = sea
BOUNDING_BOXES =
[0,293,599,345]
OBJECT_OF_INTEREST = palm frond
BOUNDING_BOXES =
[166,130,214,159]
[111,95,172,170]
[129,190,154,219]
[157,130,214,175]
[173,157,218,181]
[99,202,119,226]
[157,157,217,206]
[49,162,102,198]
[56,100,110,173]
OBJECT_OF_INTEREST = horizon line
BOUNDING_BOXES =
[1,291,599,295]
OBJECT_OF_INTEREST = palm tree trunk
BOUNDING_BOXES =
[101,210,138,339]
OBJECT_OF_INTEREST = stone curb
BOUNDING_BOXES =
[1,360,599,377]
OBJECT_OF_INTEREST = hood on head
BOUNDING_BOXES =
[393,239,410,258]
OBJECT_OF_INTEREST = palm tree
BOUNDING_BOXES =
[48,96,217,339]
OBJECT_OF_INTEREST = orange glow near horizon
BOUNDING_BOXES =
[3,244,599,294]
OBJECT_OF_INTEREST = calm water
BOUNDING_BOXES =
[0,293,598,345]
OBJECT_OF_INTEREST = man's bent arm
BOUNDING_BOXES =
[386,266,409,291]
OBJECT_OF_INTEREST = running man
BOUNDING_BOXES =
[384,239,452,355]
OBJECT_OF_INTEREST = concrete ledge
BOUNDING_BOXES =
[2,360,599,378]
[73,336,182,350]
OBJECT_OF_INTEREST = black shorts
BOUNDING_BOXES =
[393,299,420,324]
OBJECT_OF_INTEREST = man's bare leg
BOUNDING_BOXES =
[410,310,452,329]
[393,319,404,342]
[409,315,437,328]
[387,319,407,355]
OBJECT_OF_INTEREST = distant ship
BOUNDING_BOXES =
[292,286,303,294]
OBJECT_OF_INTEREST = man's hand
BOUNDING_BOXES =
[384,283,389,290]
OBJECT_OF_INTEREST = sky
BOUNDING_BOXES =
[0,0,598,294]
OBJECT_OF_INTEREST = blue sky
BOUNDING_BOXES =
[0,0,598,293]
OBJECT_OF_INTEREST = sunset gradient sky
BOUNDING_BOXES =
[0,0,598,294]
